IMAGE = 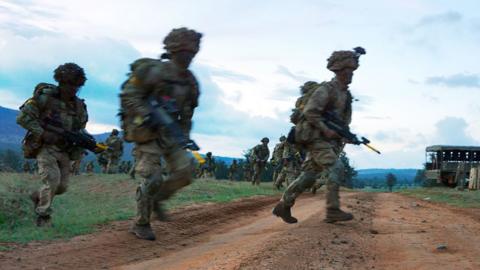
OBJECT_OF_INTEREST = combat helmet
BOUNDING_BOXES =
[111,129,119,136]
[327,47,366,71]
[279,135,287,142]
[261,137,269,143]
[54,63,87,86]
[163,27,202,53]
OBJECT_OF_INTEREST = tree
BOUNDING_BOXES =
[340,152,358,188]
[414,169,426,186]
[386,173,397,192]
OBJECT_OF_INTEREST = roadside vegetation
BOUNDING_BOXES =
[0,173,280,244]
[398,187,480,208]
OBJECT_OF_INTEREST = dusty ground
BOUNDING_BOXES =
[1,192,480,270]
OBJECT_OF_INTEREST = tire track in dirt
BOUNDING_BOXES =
[0,196,280,270]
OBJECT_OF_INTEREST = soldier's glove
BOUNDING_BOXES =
[41,131,59,145]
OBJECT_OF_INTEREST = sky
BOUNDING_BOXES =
[0,0,479,169]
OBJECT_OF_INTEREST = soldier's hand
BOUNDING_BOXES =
[41,131,59,144]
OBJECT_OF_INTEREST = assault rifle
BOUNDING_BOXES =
[43,118,107,153]
[146,96,200,151]
[322,111,381,154]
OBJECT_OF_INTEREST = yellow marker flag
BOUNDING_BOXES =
[191,151,205,164]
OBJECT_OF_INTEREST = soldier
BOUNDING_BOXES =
[200,152,216,179]
[125,160,132,174]
[120,27,202,240]
[251,137,270,185]
[71,151,86,175]
[243,158,252,181]
[96,142,108,173]
[23,161,32,174]
[105,129,123,174]
[271,136,287,185]
[16,63,88,227]
[273,47,366,224]
[274,141,302,189]
[228,159,239,181]
[85,160,95,174]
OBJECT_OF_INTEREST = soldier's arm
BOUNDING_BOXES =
[179,73,200,135]
[16,98,45,137]
[303,85,333,134]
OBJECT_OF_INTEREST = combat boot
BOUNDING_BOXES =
[129,223,156,241]
[30,191,39,210]
[324,208,354,223]
[272,201,298,224]
[35,215,52,227]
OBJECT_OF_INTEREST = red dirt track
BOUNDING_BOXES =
[1,192,480,270]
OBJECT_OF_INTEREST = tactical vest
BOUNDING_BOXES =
[18,83,87,158]
[120,58,199,143]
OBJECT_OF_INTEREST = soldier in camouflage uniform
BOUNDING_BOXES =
[228,159,239,181]
[85,161,95,174]
[97,143,108,173]
[271,136,287,185]
[273,47,366,224]
[243,158,252,181]
[251,137,270,185]
[200,152,216,178]
[23,161,32,174]
[16,63,88,227]
[105,129,123,174]
[120,27,202,240]
[274,141,302,189]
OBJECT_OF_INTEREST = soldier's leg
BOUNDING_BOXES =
[251,163,258,184]
[153,147,193,200]
[324,159,353,223]
[273,147,336,223]
[275,168,287,189]
[56,153,71,196]
[35,147,62,225]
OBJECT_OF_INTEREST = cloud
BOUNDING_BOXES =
[416,11,462,27]
[208,66,256,83]
[275,65,313,82]
[425,73,480,88]
[432,117,477,145]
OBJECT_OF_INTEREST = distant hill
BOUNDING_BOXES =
[0,106,26,150]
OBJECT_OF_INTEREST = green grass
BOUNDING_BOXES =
[0,173,280,243]
[398,187,480,208]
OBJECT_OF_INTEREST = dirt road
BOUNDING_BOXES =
[2,192,480,270]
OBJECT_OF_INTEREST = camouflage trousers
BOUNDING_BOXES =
[134,140,194,226]
[35,145,71,217]
[281,143,345,209]
[275,163,300,188]
[200,169,215,179]
[107,156,120,174]
[251,162,266,185]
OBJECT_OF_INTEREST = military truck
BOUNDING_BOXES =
[425,145,480,186]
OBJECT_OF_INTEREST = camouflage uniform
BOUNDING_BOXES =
[228,160,239,181]
[275,142,302,189]
[16,63,88,226]
[273,47,366,224]
[200,152,216,178]
[251,138,270,185]
[105,129,123,174]
[271,136,287,185]
[85,161,95,174]
[23,161,32,174]
[97,144,108,173]
[120,27,202,240]
[243,159,252,181]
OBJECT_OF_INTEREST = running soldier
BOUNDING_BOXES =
[120,27,202,240]
[105,129,123,174]
[16,63,90,226]
[273,47,366,224]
